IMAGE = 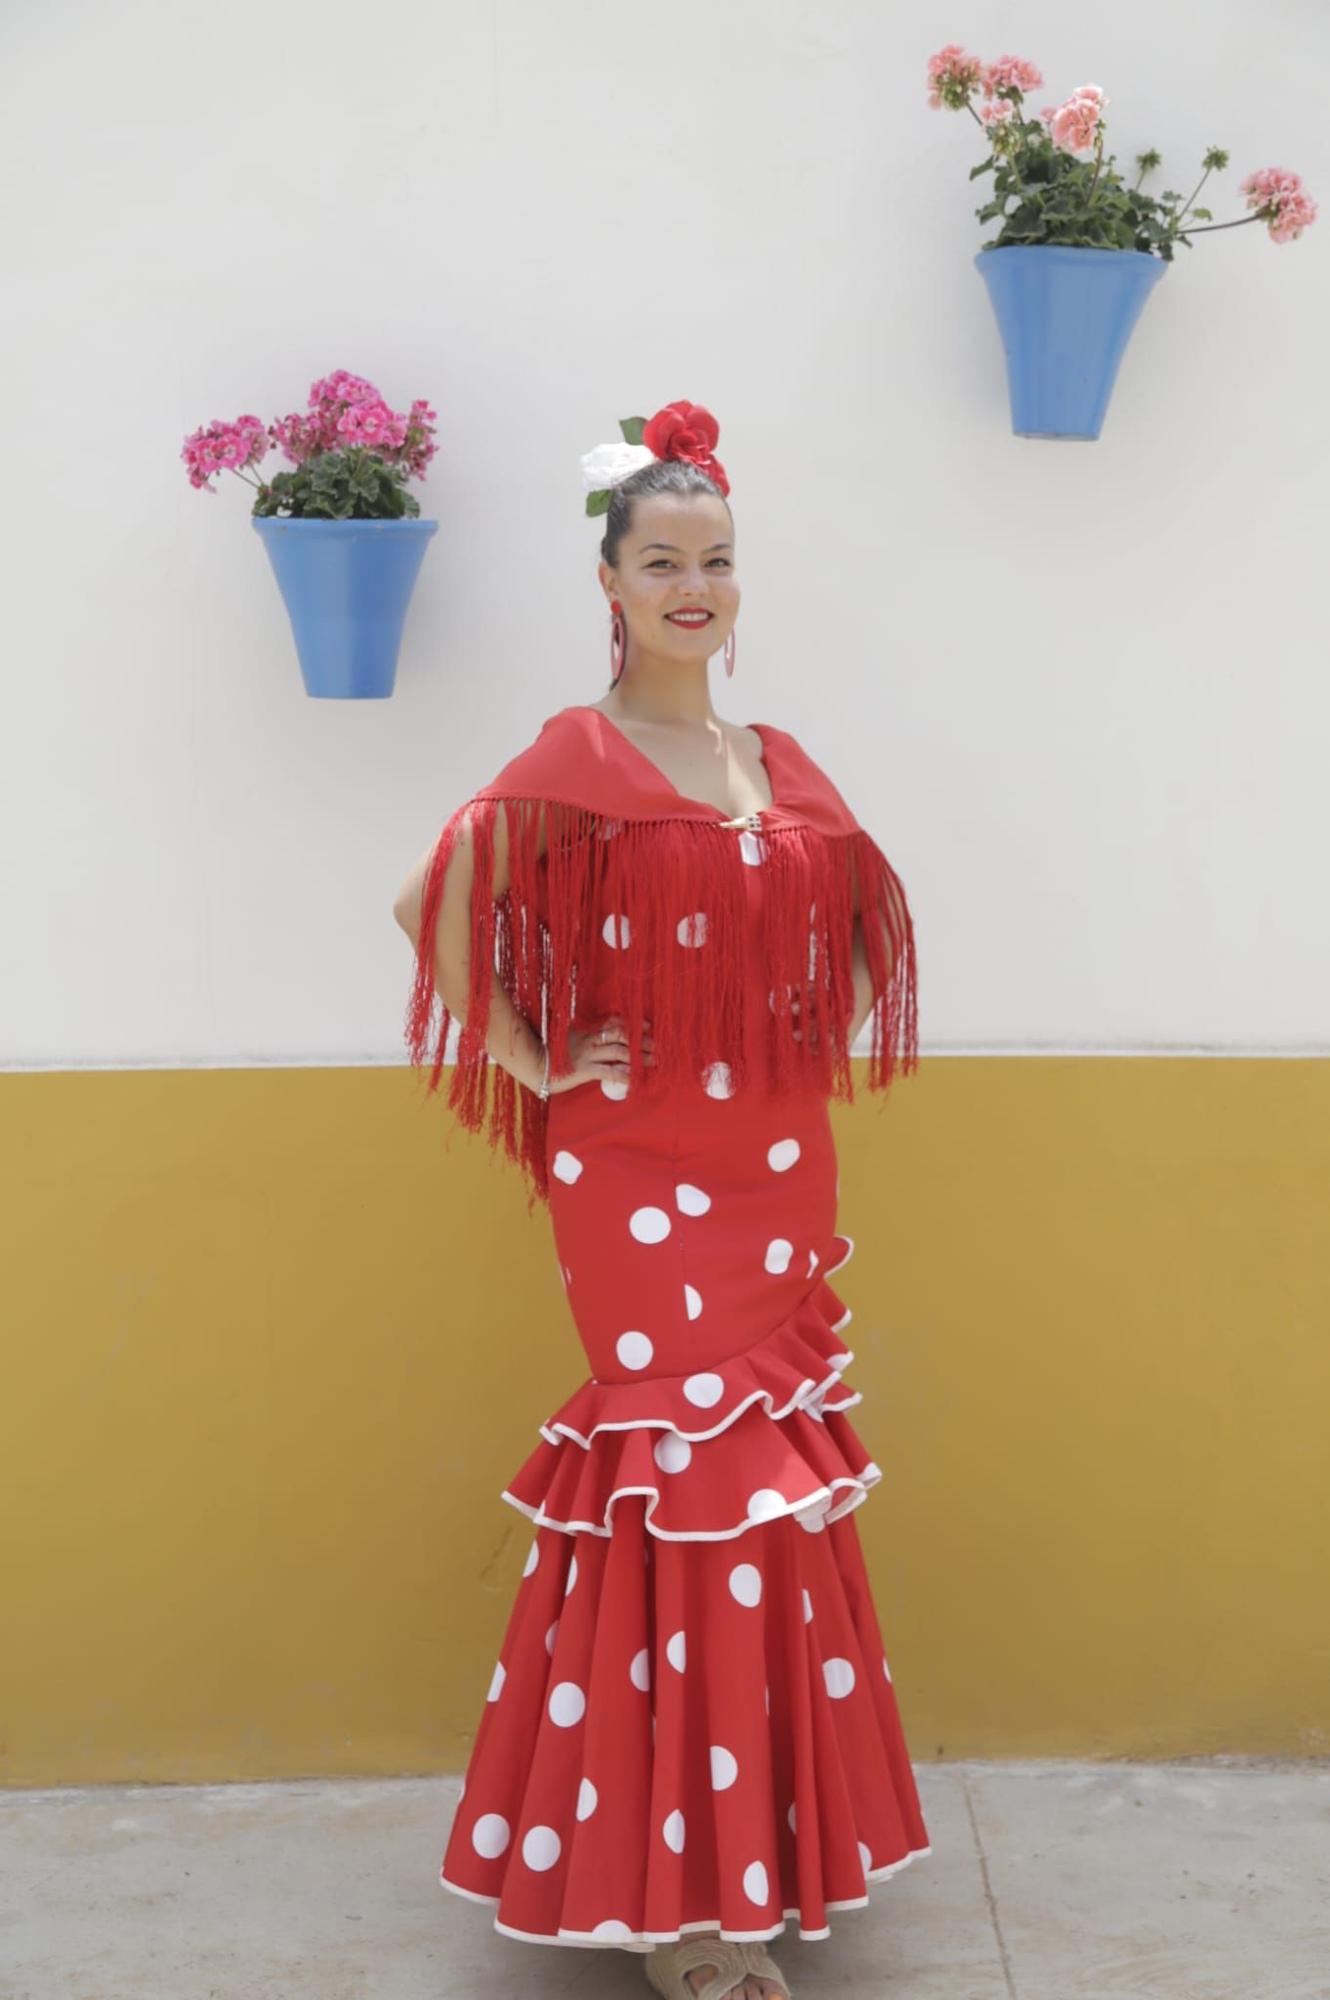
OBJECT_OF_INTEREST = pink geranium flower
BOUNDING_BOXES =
[181,413,269,494]
[1048,85,1108,155]
[925,42,984,111]
[925,41,1316,254]
[183,372,439,498]
[981,54,1044,98]
[1240,165,1319,242]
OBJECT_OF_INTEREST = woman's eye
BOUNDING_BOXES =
[648,558,731,569]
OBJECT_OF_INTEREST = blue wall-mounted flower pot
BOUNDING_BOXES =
[251,516,439,699]
[974,244,1169,440]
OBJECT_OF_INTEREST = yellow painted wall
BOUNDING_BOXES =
[2,1058,1327,1787]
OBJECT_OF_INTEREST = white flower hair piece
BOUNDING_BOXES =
[580,439,654,497]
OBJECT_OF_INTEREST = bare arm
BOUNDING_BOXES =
[393,804,550,1092]
[847,919,877,1049]
[845,838,899,1050]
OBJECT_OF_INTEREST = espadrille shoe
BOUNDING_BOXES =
[643,1933,792,2000]
[736,1942,793,1996]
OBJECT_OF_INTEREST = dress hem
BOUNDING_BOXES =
[437,1840,933,1952]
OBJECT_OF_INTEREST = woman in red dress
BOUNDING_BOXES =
[397,404,928,2000]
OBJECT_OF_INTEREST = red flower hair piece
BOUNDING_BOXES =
[642,400,730,497]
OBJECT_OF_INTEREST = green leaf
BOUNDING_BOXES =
[619,417,646,446]
[585,489,611,517]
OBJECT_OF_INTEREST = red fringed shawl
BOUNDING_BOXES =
[404,704,918,1212]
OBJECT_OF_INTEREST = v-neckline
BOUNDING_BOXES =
[572,705,777,819]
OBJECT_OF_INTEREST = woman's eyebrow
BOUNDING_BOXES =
[639,541,733,553]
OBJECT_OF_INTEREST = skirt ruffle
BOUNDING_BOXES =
[501,1240,878,1542]
[439,1502,930,1950]
[440,1231,931,1948]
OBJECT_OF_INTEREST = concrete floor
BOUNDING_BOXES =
[2,1760,1328,1999]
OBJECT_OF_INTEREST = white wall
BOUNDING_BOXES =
[4,0,1327,1069]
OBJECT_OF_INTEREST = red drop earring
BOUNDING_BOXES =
[609,599,625,684]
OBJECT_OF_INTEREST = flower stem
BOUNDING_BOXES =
[1174,214,1259,237]
[1172,164,1213,230]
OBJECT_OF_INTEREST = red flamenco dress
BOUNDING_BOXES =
[405,704,930,1952]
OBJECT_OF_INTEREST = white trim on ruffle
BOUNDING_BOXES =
[801,1383,861,1424]
[538,1351,859,1450]
[824,1232,855,1276]
[499,1461,882,1542]
[437,1841,933,1951]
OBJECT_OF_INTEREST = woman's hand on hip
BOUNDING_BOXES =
[548,1015,654,1094]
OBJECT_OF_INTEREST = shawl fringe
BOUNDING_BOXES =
[404,793,917,1212]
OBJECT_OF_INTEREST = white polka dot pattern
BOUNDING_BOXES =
[654,1431,692,1474]
[675,1182,712,1215]
[471,1812,510,1858]
[616,1330,654,1370]
[548,1680,586,1726]
[728,1562,762,1608]
[628,1206,671,1244]
[701,1061,734,1098]
[522,1824,561,1871]
[823,1657,856,1699]
[710,1745,738,1789]
[742,1858,770,1903]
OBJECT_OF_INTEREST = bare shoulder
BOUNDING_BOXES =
[583,700,758,742]
[728,720,765,758]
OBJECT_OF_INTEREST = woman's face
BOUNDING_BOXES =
[600,491,740,662]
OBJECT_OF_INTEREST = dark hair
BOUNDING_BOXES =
[600,457,733,688]
[599,455,732,570]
